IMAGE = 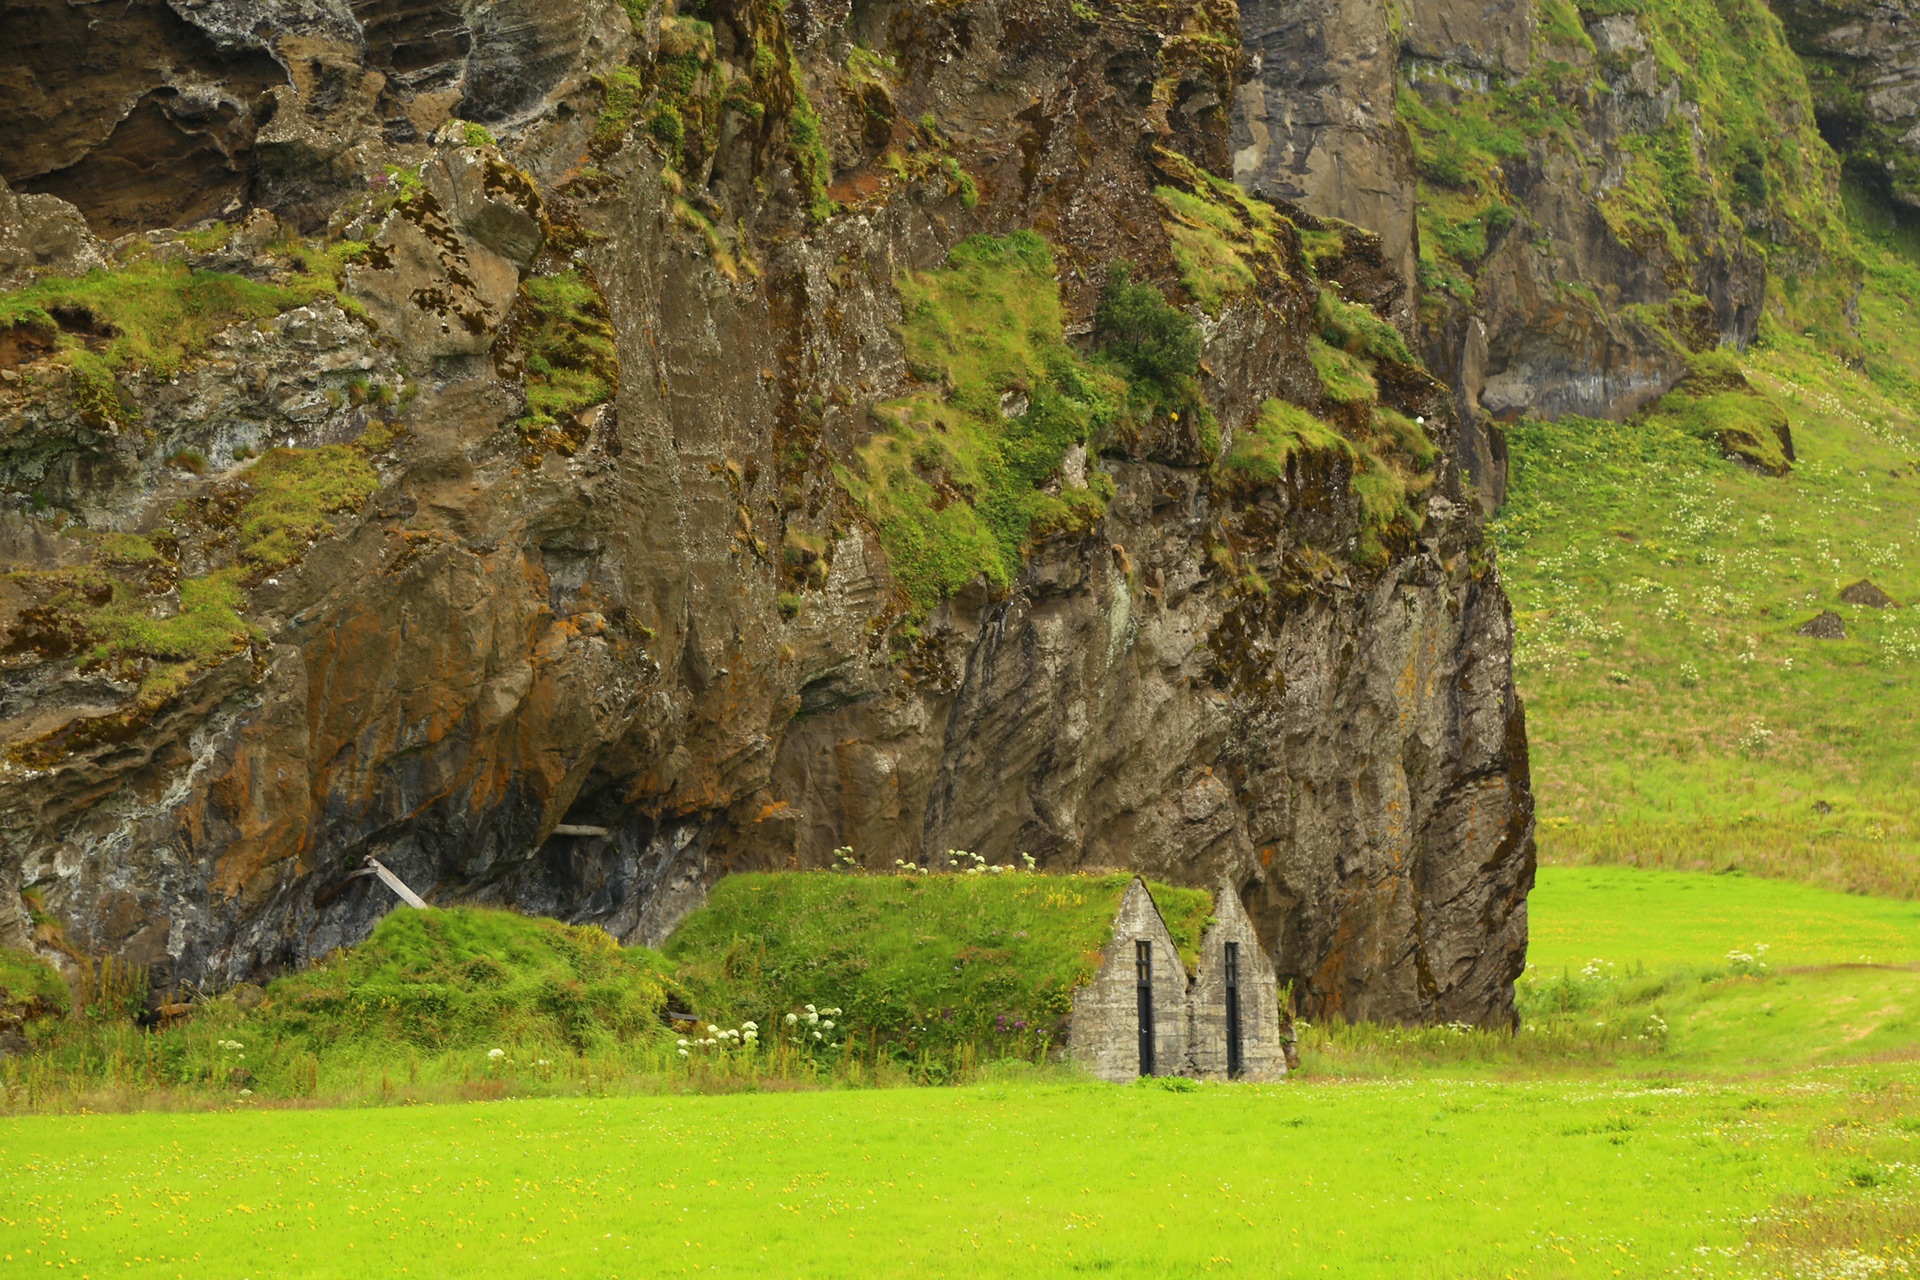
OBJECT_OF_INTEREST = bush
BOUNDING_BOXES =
[1094,262,1202,387]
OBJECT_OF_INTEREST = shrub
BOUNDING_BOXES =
[1093,262,1201,387]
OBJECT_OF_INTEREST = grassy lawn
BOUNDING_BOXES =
[4,868,1917,1278]
[1,1068,1914,1279]
[1529,866,1920,971]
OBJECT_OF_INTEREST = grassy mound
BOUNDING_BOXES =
[257,908,671,1053]
[664,872,1214,1060]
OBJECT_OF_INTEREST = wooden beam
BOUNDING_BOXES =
[365,857,428,909]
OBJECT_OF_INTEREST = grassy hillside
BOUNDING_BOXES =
[1494,191,1920,896]
[665,872,1214,1063]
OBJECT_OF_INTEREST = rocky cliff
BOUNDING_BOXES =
[0,0,1533,1026]
[1234,0,1858,508]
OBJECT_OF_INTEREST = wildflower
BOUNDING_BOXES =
[487,1048,505,1061]
[678,1049,689,1057]
[813,1031,823,1041]
[677,1038,689,1048]
[822,1020,835,1031]
[742,1020,758,1031]
[708,1024,720,1035]
[785,1013,799,1025]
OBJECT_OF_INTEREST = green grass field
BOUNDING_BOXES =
[4,867,1916,1279]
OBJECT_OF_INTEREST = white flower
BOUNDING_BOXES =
[487,1048,505,1061]
[708,1024,720,1035]
[813,1031,823,1041]
[742,1021,757,1031]
[677,1038,689,1048]
[805,1004,816,1013]
[678,1049,689,1057]
[822,1021,835,1030]
[743,1031,757,1041]
[785,1013,799,1025]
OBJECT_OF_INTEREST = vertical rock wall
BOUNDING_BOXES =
[0,0,1534,1026]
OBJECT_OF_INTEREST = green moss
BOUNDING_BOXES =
[941,157,979,209]
[1151,152,1287,315]
[665,871,1214,1056]
[1640,350,1795,475]
[785,57,836,224]
[461,122,497,149]
[0,259,352,425]
[0,947,70,1020]
[593,67,647,156]
[234,446,380,569]
[1222,399,1355,487]
[1317,291,1415,366]
[1309,337,1379,407]
[508,270,619,450]
[844,233,1125,618]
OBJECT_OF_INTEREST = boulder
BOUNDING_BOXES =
[1798,610,1847,639]
[1840,579,1896,608]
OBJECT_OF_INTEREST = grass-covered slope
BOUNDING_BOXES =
[2,908,676,1103]
[257,908,671,1053]
[664,871,1214,1058]
[1494,191,1920,896]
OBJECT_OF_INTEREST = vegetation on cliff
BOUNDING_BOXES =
[1400,0,1857,345]
[500,269,620,452]
[5,439,382,740]
[843,232,1127,618]
[0,246,364,426]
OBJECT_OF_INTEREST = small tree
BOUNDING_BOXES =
[1093,262,1202,388]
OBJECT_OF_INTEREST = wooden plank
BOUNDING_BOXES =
[365,857,428,909]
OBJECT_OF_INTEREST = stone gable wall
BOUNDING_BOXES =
[1189,881,1286,1081]
[1068,879,1191,1082]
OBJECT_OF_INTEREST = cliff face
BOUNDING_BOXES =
[1235,0,1854,509]
[0,0,1533,1026]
